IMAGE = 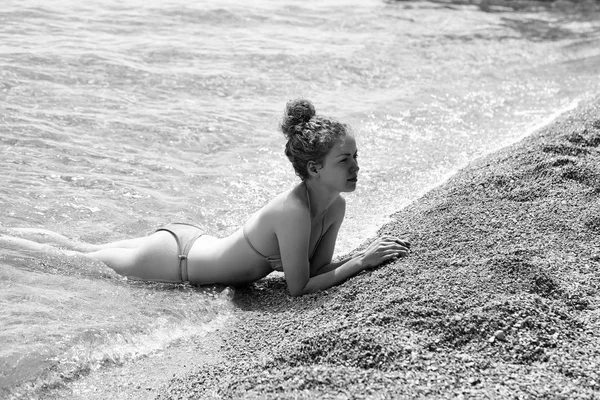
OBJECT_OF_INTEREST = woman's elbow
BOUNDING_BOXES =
[287,281,311,297]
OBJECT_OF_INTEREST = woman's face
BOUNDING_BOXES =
[317,135,359,193]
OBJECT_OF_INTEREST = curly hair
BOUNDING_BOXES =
[280,99,349,181]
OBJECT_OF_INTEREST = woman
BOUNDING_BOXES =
[7,99,410,296]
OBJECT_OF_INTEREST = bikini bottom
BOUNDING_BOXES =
[154,223,204,282]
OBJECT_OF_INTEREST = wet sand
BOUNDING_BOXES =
[152,96,600,399]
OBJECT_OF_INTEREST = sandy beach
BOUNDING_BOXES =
[3,1,600,398]
[148,96,600,399]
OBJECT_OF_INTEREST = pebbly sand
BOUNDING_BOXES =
[149,97,600,399]
[38,97,599,400]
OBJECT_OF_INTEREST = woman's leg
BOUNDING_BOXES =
[2,229,182,282]
[86,231,181,282]
[7,228,151,252]
[6,228,92,250]
[90,237,150,250]
[0,235,59,253]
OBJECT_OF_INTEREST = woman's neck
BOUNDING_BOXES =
[303,180,338,218]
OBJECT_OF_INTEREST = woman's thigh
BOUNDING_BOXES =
[89,232,181,282]
[92,236,152,250]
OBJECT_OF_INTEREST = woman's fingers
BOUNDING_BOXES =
[380,245,408,257]
[367,237,412,266]
[393,238,410,248]
[393,249,409,258]
[380,236,410,248]
[379,242,409,253]
[384,248,407,261]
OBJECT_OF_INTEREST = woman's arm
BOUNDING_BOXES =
[310,196,409,277]
[294,254,370,295]
[276,198,361,297]
[311,235,410,277]
[308,196,346,276]
[276,196,409,297]
[285,236,409,296]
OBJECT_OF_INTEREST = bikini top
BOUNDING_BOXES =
[243,183,327,272]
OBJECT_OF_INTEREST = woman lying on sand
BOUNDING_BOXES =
[5,99,410,296]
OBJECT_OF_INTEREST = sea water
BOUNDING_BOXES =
[1,0,599,397]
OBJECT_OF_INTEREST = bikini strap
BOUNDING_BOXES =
[243,225,268,258]
[304,181,327,224]
[304,182,328,258]
[304,181,311,215]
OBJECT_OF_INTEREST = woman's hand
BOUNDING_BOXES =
[361,235,410,269]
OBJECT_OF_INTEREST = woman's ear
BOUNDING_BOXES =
[307,161,321,178]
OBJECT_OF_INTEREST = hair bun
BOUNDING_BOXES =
[281,98,315,137]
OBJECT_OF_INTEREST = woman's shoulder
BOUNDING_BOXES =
[261,185,346,219]
[263,186,309,217]
[245,187,308,234]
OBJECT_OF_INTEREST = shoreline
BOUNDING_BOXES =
[41,96,600,399]
[155,95,600,399]
[40,314,233,400]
